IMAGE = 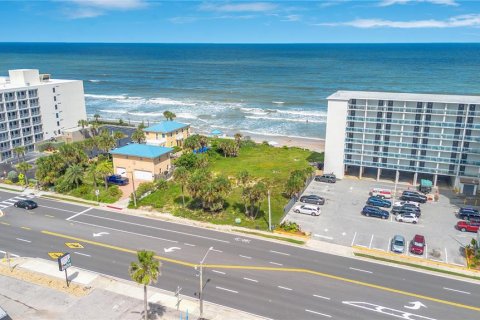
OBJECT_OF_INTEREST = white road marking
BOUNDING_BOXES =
[269,261,283,266]
[74,252,91,257]
[387,237,391,252]
[40,205,82,214]
[351,232,357,246]
[16,238,31,243]
[65,207,93,220]
[0,250,19,257]
[45,214,55,218]
[184,243,196,247]
[70,220,178,243]
[211,270,226,275]
[211,249,222,253]
[349,267,373,274]
[269,250,290,256]
[369,234,374,249]
[215,286,238,293]
[313,294,331,300]
[305,309,331,318]
[314,234,334,240]
[443,287,470,295]
[239,255,252,259]
[277,286,292,291]
[243,277,258,283]
[444,248,448,264]
[81,213,230,243]
[3,201,15,205]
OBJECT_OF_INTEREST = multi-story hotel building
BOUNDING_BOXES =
[0,69,86,161]
[324,91,480,195]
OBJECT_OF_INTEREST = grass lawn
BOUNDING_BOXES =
[135,143,322,230]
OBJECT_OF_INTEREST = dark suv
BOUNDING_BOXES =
[300,195,325,205]
[400,191,427,204]
[392,203,421,216]
[458,207,480,220]
[362,205,389,219]
[314,173,336,183]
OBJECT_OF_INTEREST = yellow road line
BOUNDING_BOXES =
[0,222,10,226]
[21,226,31,230]
[41,230,480,313]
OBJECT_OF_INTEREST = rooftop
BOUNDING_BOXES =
[327,90,480,104]
[0,69,78,90]
[111,144,173,159]
[144,121,189,133]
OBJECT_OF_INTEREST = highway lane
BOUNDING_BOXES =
[0,190,479,319]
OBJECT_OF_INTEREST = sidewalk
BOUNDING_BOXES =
[0,257,266,320]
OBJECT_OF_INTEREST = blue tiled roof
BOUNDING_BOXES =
[144,121,189,133]
[111,144,173,159]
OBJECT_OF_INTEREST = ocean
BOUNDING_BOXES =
[1,43,479,139]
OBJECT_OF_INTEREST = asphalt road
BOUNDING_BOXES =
[0,189,479,320]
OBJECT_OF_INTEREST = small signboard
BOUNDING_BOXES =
[58,252,72,272]
[95,189,100,196]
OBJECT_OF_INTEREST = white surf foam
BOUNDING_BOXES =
[245,115,325,124]
[148,97,196,106]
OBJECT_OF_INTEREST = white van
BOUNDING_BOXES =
[370,187,393,199]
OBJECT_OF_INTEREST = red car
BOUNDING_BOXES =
[409,234,425,255]
[456,219,480,233]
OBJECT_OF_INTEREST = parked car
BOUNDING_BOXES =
[393,206,421,217]
[370,188,392,199]
[393,200,420,208]
[456,219,480,232]
[395,213,418,224]
[300,195,325,205]
[293,204,321,216]
[366,196,392,208]
[400,191,427,204]
[13,200,37,210]
[409,234,426,255]
[391,235,406,253]
[361,205,389,219]
[457,207,480,220]
[107,174,129,186]
[314,173,336,183]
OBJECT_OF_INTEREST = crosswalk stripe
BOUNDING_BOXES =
[2,201,15,205]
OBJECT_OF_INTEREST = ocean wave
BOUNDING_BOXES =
[85,93,129,100]
[88,80,101,83]
[147,97,196,106]
[99,109,128,114]
[128,111,165,117]
[241,130,325,141]
[272,101,284,104]
[245,115,325,124]
[176,112,197,119]
[276,109,327,117]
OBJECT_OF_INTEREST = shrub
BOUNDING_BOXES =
[279,221,301,233]
[172,146,182,153]
[7,171,18,183]
[69,184,121,203]
[174,152,198,170]
[134,182,156,201]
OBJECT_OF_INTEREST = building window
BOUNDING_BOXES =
[450,152,457,159]
[387,101,393,107]
[377,112,382,118]
[351,99,356,105]
[449,164,455,172]
[384,136,390,142]
[374,146,380,152]
[378,100,384,106]
[373,157,378,162]
[417,102,422,108]
[422,138,428,145]
[56,113,59,119]
[55,105,58,110]
[423,127,429,133]
[385,124,391,130]
[456,116,463,123]
[427,102,433,108]
[460,165,465,173]
[376,123,381,130]
[349,121,355,127]
[415,114,421,121]
[57,121,60,126]
[421,150,426,156]
[425,114,431,121]
[52,88,55,93]
[414,126,420,133]
[469,104,475,111]
[375,134,381,140]
[413,137,418,144]
[466,129,472,136]
[419,162,425,168]
[53,96,56,102]
[458,104,465,111]
[467,117,474,124]
[464,141,470,148]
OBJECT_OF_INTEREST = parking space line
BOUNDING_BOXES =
[243,277,258,283]
[211,270,226,275]
[369,234,374,249]
[305,309,331,318]
[313,294,331,300]
[444,248,448,264]
[351,232,357,246]
[349,267,373,274]
[387,238,391,252]
[314,234,333,240]
[443,287,470,295]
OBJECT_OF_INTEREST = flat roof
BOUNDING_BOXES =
[111,144,173,159]
[144,121,189,133]
[327,90,480,104]
[0,77,80,90]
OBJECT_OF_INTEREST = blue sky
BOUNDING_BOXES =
[1,0,480,43]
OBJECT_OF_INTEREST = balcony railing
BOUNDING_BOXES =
[346,116,480,129]
[348,104,480,117]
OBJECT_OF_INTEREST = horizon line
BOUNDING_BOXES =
[1,41,480,45]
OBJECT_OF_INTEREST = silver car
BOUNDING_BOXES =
[391,235,405,253]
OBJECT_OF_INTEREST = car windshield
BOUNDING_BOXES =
[413,241,424,247]
[394,240,404,246]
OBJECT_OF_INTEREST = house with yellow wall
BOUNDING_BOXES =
[111,144,173,182]
[144,121,190,147]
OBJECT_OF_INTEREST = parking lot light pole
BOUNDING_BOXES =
[130,171,137,207]
[268,190,272,231]
[199,246,213,320]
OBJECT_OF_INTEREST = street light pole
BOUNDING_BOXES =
[268,189,272,231]
[130,171,137,207]
[199,246,213,320]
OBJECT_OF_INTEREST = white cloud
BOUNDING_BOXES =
[67,7,102,19]
[319,14,480,28]
[200,2,277,13]
[281,14,301,22]
[379,0,458,6]
[69,0,146,10]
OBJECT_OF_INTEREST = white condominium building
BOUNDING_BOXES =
[0,69,87,161]
[324,91,480,195]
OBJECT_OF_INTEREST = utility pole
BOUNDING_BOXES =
[131,171,137,207]
[268,190,272,231]
[198,247,213,320]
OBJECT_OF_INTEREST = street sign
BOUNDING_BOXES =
[48,252,64,259]
[65,242,84,249]
[95,189,100,196]
[58,252,72,272]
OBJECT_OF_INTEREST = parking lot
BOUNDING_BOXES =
[284,177,477,266]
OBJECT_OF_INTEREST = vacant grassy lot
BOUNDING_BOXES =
[136,143,321,230]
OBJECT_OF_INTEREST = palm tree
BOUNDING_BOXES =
[78,119,88,129]
[173,167,190,207]
[58,143,88,166]
[13,146,26,163]
[113,131,126,147]
[129,250,161,320]
[16,161,32,186]
[90,121,101,136]
[86,161,99,189]
[96,161,113,189]
[64,164,84,189]
[234,133,242,147]
[83,138,97,158]
[138,121,147,130]
[131,129,146,144]
[184,135,201,151]
[96,131,116,154]
[93,113,101,123]
[199,135,208,149]
[163,110,176,121]
[285,174,304,198]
